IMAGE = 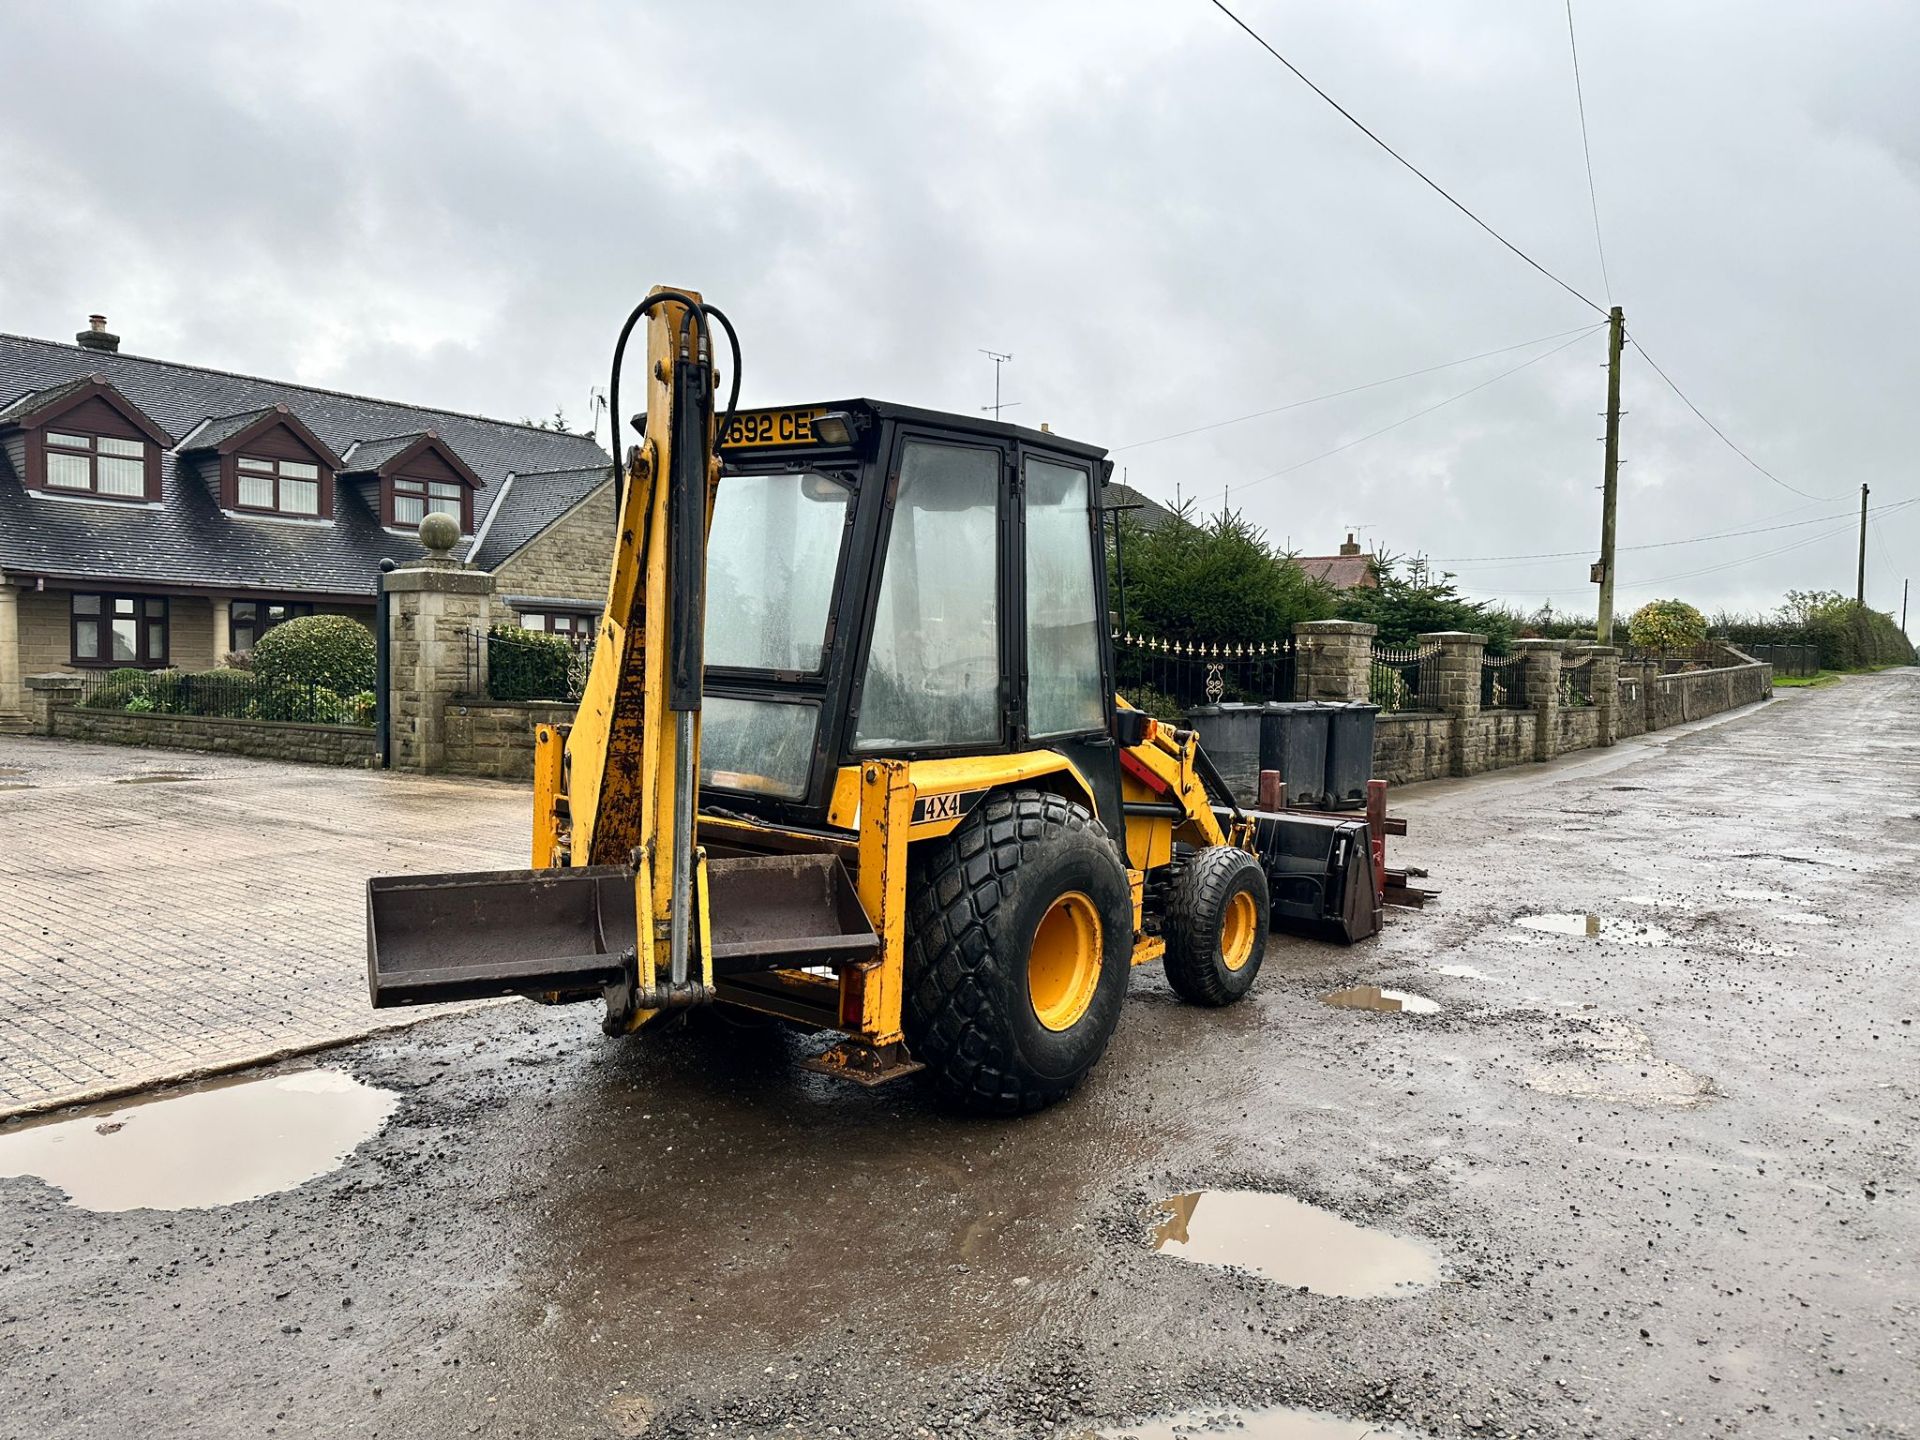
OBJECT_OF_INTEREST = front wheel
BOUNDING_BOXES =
[903,789,1132,1114]
[1163,845,1270,1006]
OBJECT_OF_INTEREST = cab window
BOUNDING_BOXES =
[706,469,851,672]
[1023,457,1104,736]
[855,440,1001,750]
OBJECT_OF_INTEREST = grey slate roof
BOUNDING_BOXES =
[1103,481,1177,531]
[0,333,608,598]
[467,464,611,572]
[178,406,275,453]
[0,373,102,427]
[338,432,428,474]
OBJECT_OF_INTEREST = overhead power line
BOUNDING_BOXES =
[1618,496,1920,590]
[1564,0,1612,304]
[1112,324,1603,453]
[1433,497,1917,568]
[1189,324,1603,509]
[1628,333,1839,503]
[1206,0,1608,318]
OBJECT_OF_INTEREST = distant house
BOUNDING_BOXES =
[0,315,614,728]
[1295,533,1378,591]
[1103,480,1178,531]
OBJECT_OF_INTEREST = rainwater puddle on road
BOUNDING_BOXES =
[1432,963,1494,981]
[0,783,34,792]
[1151,1190,1442,1298]
[1515,912,1674,945]
[0,1068,397,1211]
[1099,1405,1414,1439]
[1320,986,1440,1015]
[111,771,199,785]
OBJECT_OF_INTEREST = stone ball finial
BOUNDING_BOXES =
[418,510,460,557]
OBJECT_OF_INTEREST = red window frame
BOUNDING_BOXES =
[234,455,325,517]
[43,430,150,501]
[391,475,470,532]
[517,609,598,637]
[230,599,315,653]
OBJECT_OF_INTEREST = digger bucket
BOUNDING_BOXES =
[366,852,876,1009]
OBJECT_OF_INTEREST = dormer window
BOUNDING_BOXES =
[45,431,151,498]
[392,475,465,528]
[0,374,172,503]
[236,455,323,516]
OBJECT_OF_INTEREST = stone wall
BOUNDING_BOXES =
[47,701,374,767]
[441,699,578,780]
[1555,705,1600,753]
[1372,714,1452,787]
[491,480,615,610]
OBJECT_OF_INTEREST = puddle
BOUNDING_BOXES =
[0,783,34,791]
[1524,1016,1714,1108]
[1320,985,1439,1015]
[1099,1405,1414,1439]
[0,1068,397,1211]
[1432,963,1493,981]
[112,771,198,785]
[1514,912,1673,945]
[1151,1190,1442,1297]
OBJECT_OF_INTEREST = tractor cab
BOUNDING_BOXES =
[697,401,1123,830]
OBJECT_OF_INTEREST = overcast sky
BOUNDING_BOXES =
[4,1,1915,622]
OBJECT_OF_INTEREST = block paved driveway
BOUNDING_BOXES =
[0,735,530,1117]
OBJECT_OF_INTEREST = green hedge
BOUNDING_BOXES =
[251,614,376,694]
[487,626,581,700]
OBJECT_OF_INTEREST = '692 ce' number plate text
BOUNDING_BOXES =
[719,407,823,449]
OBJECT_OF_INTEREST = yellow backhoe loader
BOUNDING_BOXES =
[366,287,1378,1113]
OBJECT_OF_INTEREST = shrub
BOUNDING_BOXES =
[487,626,578,700]
[346,690,377,725]
[83,667,155,710]
[123,695,155,714]
[175,668,258,717]
[1627,599,1708,652]
[251,614,375,695]
[1118,685,1184,725]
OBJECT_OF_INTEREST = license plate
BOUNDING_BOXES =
[719,407,823,449]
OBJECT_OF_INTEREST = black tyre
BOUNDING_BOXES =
[1163,845,1270,1006]
[903,789,1133,1114]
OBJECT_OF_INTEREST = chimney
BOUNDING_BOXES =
[1338,532,1361,557]
[76,314,120,354]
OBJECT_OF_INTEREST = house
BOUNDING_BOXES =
[1103,480,1177,531]
[0,316,616,727]
[1295,533,1378,591]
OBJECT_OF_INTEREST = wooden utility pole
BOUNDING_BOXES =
[1593,306,1626,643]
[1856,482,1870,606]
[1902,577,1909,634]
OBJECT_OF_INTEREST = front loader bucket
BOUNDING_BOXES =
[367,865,635,1008]
[366,853,877,1009]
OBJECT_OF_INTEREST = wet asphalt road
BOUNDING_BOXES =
[3,671,1916,1440]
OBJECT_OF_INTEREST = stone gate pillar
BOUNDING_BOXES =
[1513,638,1565,763]
[1292,620,1377,701]
[1418,631,1487,776]
[1571,644,1620,747]
[384,515,494,773]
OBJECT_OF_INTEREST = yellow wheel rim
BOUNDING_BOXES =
[1028,891,1104,1032]
[1220,889,1259,972]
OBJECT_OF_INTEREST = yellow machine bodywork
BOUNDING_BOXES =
[366,284,1282,1105]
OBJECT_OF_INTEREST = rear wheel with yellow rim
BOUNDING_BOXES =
[1164,845,1270,1006]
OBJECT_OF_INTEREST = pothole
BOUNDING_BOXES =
[1099,1405,1415,1438]
[1150,1190,1442,1297]
[112,771,199,785]
[0,1068,398,1211]
[1432,963,1493,981]
[1320,985,1439,1015]
[1515,912,1674,945]
[1523,1016,1714,1108]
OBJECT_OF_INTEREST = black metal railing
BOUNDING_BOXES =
[1369,643,1443,713]
[1111,632,1295,716]
[1479,655,1528,710]
[1743,642,1819,678]
[1559,656,1595,707]
[467,626,595,702]
[73,668,373,726]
